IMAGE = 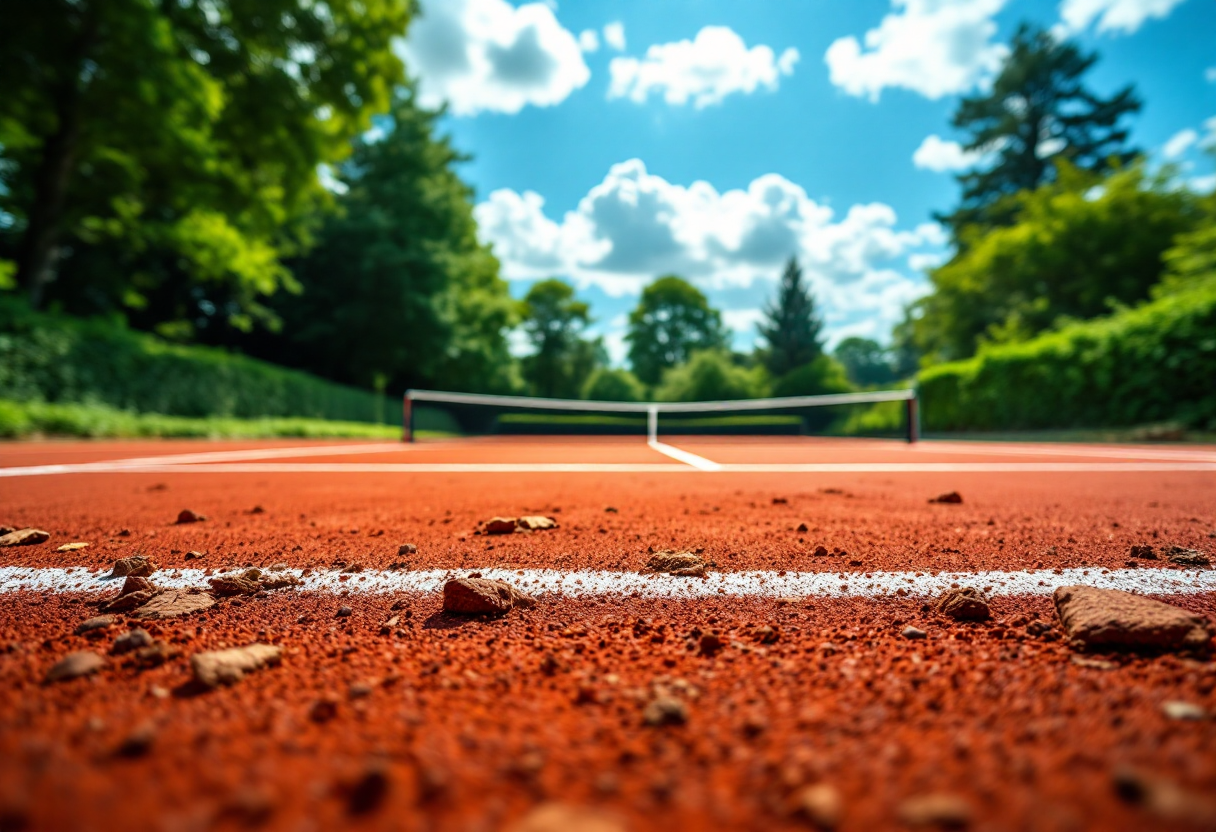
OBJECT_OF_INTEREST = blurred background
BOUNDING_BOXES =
[1,0,1213,440]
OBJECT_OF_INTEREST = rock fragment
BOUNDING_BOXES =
[346,762,390,815]
[74,616,116,636]
[934,587,990,621]
[176,509,206,524]
[102,589,158,614]
[397,543,417,556]
[131,588,215,620]
[482,517,518,535]
[210,567,302,596]
[1113,767,1216,827]
[897,793,973,828]
[901,626,928,640]
[643,696,688,727]
[443,578,534,615]
[928,492,963,504]
[1053,585,1211,650]
[115,721,157,757]
[1129,545,1157,560]
[184,550,205,560]
[794,783,842,829]
[109,555,157,578]
[517,515,558,531]
[1166,546,1211,567]
[505,803,627,832]
[644,551,707,577]
[0,528,50,547]
[111,628,154,655]
[56,542,90,552]
[1161,700,1207,721]
[191,643,283,687]
[46,651,105,683]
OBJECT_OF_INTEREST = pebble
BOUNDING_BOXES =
[1053,585,1211,650]
[901,626,928,640]
[1165,546,1211,567]
[504,803,627,832]
[336,606,353,618]
[46,651,105,683]
[928,492,963,504]
[794,783,843,829]
[443,578,534,615]
[644,551,707,577]
[643,696,688,727]
[398,543,417,556]
[1161,700,1207,721]
[109,555,157,578]
[0,528,50,547]
[74,616,116,636]
[111,628,154,655]
[175,509,206,524]
[116,721,157,757]
[56,542,90,552]
[517,515,558,531]
[131,588,215,619]
[935,587,990,621]
[898,793,973,828]
[191,643,283,687]
[482,517,519,535]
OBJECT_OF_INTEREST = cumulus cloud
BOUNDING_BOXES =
[603,21,626,51]
[1163,128,1199,160]
[825,0,1008,101]
[475,159,946,346]
[912,135,985,172]
[1058,0,1188,34]
[400,0,590,116]
[608,27,799,108]
[578,29,599,53]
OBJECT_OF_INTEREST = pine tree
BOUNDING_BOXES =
[758,257,823,378]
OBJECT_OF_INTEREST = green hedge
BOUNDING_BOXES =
[0,299,401,424]
[918,283,1216,432]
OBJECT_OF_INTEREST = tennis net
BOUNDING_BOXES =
[403,388,919,443]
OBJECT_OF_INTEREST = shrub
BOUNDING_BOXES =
[771,356,853,398]
[582,367,646,402]
[655,351,768,402]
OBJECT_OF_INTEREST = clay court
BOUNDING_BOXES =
[2,435,1215,831]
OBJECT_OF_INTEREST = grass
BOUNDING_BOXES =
[0,399,408,440]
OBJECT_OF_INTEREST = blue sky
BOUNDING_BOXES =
[399,0,1216,362]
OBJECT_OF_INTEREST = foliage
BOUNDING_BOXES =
[0,399,408,440]
[240,84,520,394]
[939,24,1140,239]
[654,351,768,402]
[626,276,729,385]
[837,399,906,437]
[758,257,824,376]
[770,356,853,398]
[1155,189,1216,296]
[833,337,898,387]
[0,299,398,423]
[918,281,1216,432]
[519,279,604,398]
[912,163,1200,363]
[0,0,410,329]
[582,368,645,402]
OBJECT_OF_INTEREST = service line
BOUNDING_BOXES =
[3,565,1214,600]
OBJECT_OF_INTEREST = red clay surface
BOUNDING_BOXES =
[2,437,1215,831]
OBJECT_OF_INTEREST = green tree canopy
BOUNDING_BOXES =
[770,356,852,398]
[519,278,604,398]
[238,83,518,395]
[626,275,728,385]
[758,257,824,377]
[833,337,897,387]
[0,0,410,330]
[581,367,645,402]
[654,350,766,402]
[913,163,1201,363]
[940,24,1140,239]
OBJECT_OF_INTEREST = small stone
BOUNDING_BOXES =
[753,625,779,644]
[935,587,990,621]
[443,578,534,615]
[176,509,206,524]
[517,516,558,531]
[698,631,725,656]
[794,783,842,829]
[132,641,177,668]
[45,651,105,683]
[812,546,829,557]
[111,628,154,655]
[211,568,300,596]
[929,492,963,504]
[901,626,928,640]
[1161,700,1207,721]
[605,506,618,513]
[504,803,627,832]
[184,550,205,560]
[56,542,90,552]
[482,517,518,535]
[115,721,157,757]
[644,551,707,577]
[1053,585,1211,650]
[191,643,282,687]
[119,575,155,596]
[796,522,809,533]
[397,543,417,556]
[130,588,215,619]
[101,589,157,613]
[1071,656,1116,670]
[898,793,973,828]
[346,762,390,815]
[309,697,340,722]
[643,696,688,727]
[1129,545,1157,560]
[74,616,116,636]
[0,528,50,547]
[1113,767,1216,827]
[109,555,157,578]
[1166,546,1211,568]
[335,606,353,618]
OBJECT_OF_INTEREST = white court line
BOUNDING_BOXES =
[2,461,1214,477]
[648,441,722,471]
[3,565,1214,599]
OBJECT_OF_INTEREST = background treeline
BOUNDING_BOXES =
[1,9,1213,434]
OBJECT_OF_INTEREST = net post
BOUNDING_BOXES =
[905,392,919,444]
[647,405,658,444]
[403,393,414,443]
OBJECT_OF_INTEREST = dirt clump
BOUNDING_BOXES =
[928,491,963,504]
[191,643,283,687]
[74,616,116,637]
[443,577,535,615]
[935,587,991,621]
[111,628,154,655]
[1129,545,1157,559]
[45,651,105,683]
[1166,546,1210,567]
[130,588,215,620]
[1053,585,1211,650]
[209,567,301,597]
[175,509,206,524]
[644,551,707,577]
[0,528,50,546]
[109,555,157,578]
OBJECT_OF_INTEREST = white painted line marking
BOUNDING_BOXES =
[648,441,722,471]
[3,566,1213,599]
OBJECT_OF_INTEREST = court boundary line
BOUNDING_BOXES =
[648,441,722,471]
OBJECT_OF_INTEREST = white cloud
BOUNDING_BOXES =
[1163,128,1199,160]
[603,21,626,51]
[1202,116,1216,150]
[400,0,590,116]
[1058,0,1188,34]
[475,159,946,346]
[578,29,599,53]
[608,27,799,108]
[825,0,1008,101]
[912,135,984,172]
[1207,67,1216,83]
[1190,174,1216,193]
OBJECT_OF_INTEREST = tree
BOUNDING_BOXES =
[626,276,728,385]
[770,356,852,398]
[939,24,1140,239]
[654,351,766,402]
[834,337,896,387]
[0,0,411,326]
[238,83,519,394]
[582,368,645,402]
[519,279,604,398]
[913,163,1200,362]
[758,257,824,377]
